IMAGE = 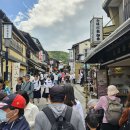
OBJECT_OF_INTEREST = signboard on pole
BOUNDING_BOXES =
[69,50,74,60]
[3,24,12,39]
[90,17,103,46]
[12,63,20,92]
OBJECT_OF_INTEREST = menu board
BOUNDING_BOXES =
[97,70,107,97]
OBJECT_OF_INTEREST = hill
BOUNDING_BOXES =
[48,51,69,64]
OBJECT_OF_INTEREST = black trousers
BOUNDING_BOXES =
[101,123,119,130]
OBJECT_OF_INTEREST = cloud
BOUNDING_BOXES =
[14,0,110,51]
[16,0,85,31]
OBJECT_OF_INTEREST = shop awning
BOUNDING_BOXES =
[85,18,130,63]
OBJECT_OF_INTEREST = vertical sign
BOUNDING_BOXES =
[39,51,43,63]
[12,63,20,92]
[123,0,130,21]
[90,17,103,46]
[97,70,107,98]
[3,24,12,39]
[69,50,74,60]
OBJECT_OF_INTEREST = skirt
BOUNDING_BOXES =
[42,88,49,98]
[33,88,41,98]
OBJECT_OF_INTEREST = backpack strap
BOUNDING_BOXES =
[64,106,72,122]
[42,106,56,125]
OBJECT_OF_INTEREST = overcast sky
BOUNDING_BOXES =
[0,0,109,52]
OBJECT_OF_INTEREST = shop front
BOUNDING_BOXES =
[85,18,130,103]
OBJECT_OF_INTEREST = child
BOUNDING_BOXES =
[4,81,11,95]
[85,114,99,130]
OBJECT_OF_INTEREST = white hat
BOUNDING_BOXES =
[107,85,119,96]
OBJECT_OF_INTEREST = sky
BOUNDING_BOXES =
[0,0,110,52]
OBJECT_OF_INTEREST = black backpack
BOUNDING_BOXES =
[42,106,75,130]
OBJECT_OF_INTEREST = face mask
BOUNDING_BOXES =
[0,109,15,123]
[0,109,6,122]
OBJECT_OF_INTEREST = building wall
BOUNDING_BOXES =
[75,62,83,81]
[119,1,124,25]
[79,41,90,55]
[109,7,119,27]
[2,32,27,88]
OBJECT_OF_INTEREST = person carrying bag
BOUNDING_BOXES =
[119,111,130,130]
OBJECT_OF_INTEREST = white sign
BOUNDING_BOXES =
[39,51,43,63]
[12,63,20,92]
[59,64,64,69]
[69,50,74,60]
[3,24,12,39]
[50,60,53,65]
[90,17,103,45]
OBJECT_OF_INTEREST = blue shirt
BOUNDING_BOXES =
[0,116,30,130]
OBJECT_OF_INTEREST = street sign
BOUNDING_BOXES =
[3,24,12,39]
[90,17,103,46]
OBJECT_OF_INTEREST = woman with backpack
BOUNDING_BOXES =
[94,85,122,130]
[119,92,130,128]
[63,84,85,127]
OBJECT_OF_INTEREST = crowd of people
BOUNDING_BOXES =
[0,71,130,130]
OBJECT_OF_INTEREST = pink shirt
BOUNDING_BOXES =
[95,96,120,123]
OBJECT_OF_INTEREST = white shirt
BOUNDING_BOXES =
[72,74,75,79]
[24,102,39,128]
[33,80,41,91]
[54,74,58,80]
[30,76,34,82]
[73,100,85,127]
[44,79,54,93]
[40,73,44,80]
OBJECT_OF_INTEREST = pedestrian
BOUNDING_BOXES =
[0,91,6,101]
[42,76,54,102]
[57,71,62,84]
[4,81,11,95]
[69,72,73,84]
[72,72,76,84]
[54,72,58,85]
[0,94,30,130]
[17,90,39,129]
[50,72,54,83]
[119,92,130,128]
[65,72,70,83]
[21,74,34,102]
[39,72,44,85]
[64,84,85,127]
[16,77,23,92]
[85,114,99,130]
[32,75,41,103]
[80,71,84,87]
[35,86,85,130]
[0,79,5,92]
[94,85,122,130]
[30,73,34,82]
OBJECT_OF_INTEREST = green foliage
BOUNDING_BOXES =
[48,51,69,64]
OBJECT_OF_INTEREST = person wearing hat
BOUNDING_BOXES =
[94,85,121,130]
[0,94,30,130]
[35,86,85,130]
[21,74,34,102]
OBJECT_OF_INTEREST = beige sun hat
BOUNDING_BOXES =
[107,85,119,96]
